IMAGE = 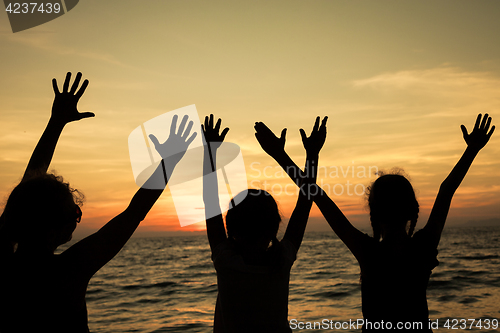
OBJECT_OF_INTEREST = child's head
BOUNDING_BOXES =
[366,171,419,241]
[1,173,84,254]
[225,189,281,250]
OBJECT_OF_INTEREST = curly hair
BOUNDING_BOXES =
[0,173,84,256]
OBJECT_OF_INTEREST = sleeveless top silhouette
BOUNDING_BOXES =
[211,239,296,333]
[360,229,439,332]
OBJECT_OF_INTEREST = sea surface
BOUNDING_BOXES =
[62,226,500,332]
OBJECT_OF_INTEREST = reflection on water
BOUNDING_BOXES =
[60,226,500,332]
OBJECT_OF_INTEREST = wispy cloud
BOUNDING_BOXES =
[3,30,141,70]
[353,66,500,91]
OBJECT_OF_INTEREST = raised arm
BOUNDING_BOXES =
[202,114,229,251]
[22,72,94,180]
[255,119,367,260]
[424,113,495,248]
[280,117,325,250]
[62,115,196,278]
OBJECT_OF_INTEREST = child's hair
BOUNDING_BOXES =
[225,189,282,247]
[0,173,84,257]
[366,170,419,241]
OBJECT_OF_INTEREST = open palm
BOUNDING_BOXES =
[300,116,328,155]
[51,72,94,124]
[202,114,229,150]
[149,115,197,163]
[461,113,495,152]
[254,122,286,158]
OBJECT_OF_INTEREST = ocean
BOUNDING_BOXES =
[63,226,500,332]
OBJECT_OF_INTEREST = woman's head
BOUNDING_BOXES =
[225,189,281,249]
[366,170,419,241]
[1,173,84,253]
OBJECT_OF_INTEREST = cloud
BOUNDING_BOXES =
[4,30,133,69]
[353,66,500,91]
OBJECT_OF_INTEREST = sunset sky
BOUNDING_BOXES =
[1,0,499,238]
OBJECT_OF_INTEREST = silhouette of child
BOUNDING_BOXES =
[255,113,495,332]
[0,72,196,333]
[202,115,326,333]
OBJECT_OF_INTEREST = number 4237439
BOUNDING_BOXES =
[442,318,498,330]
[5,2,61,14]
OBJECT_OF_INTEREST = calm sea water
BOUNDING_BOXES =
[63,227,500,332]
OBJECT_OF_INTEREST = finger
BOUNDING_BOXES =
[280,128,287,142]
[75,80,89,98]
[63,72,71,93]
[320,116,328,129]
[474,114,481,130]
[170,115,178,135]
[460,125,468,139]
[52,79,60,95]
[205,116,210,131]
[312,116,320,133]
[215,118,222,133]
[177,115,189,135]
[186,132,197,146]
[201,124,205,134]
[487,125,495,140]
[183,120,194,139]
[255,122,268,134]
[78,112,95,120]
[209,114,214,129]
[299,129,307,143]
[149,134,160,148]
[480,113,489,129]
[484,116,492,133]
[220,127,229,141]
[255,122,275,137]
[70,72,82,94]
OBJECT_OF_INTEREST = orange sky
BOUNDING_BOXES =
[1,1,499,238]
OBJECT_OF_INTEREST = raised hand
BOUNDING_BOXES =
[202,114,229,150]
[51,72,94,125]
[149,115,197,162]
[299,116,328,156]
[460,113,495,152]
[254,122,287,158]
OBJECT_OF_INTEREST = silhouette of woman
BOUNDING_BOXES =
[202,115,326,333]
[0,72,196,333]
[255,114,495,332]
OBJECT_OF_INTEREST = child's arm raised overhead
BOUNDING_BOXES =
[281,117,324,251]
[0,72,93,228]
[424,113,495,248]
[255,119,366,260]
[22,72,94,180]
[62,115,197,278]
[202,114,229,251]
